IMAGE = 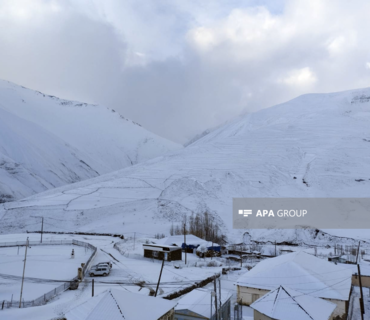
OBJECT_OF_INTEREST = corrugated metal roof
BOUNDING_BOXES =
[65,289,176,320]
[237,251,352,300]
[251,286,336,320]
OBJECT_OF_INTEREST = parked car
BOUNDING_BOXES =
[97,261,112,269]
[90,261,112,270]
[96,263,111,270]
[89,266,110,277]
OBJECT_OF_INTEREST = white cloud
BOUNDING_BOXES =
[0,0,370,143]
[280,67,317,87]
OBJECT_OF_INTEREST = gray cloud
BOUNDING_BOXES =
[0,0,369,143]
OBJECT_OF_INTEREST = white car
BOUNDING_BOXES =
[97,261,112,269]
[97,263,111,270]
[89,266,110,277]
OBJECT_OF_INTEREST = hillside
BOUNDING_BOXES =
[0,80,181,202]
[1,87,369,241]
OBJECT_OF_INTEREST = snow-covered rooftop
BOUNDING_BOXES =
[251,286,336,320]
[175,288,232,319]
[155,235,206,247]
[237,251,352,300]
[64,288,177,320]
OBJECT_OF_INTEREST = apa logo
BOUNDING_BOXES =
[238,210,252,217]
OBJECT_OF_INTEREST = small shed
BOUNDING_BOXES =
[251,285,336,320]
[328,255,341,263]
[143,243,182,261]
[328,255,356,264]
[175,288,232,320]
[280,249,294,255]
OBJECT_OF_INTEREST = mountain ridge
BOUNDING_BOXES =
[0,80,181,201]
[1,86,369,242]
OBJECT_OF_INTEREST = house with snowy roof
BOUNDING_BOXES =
[174,288,232,320]
[155,235,221,256]
[236,251,352,319]
[251,286,336,320]
[63,288,177,320]
[155,235,206,248]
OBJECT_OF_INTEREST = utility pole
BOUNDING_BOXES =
[41,217,44,243]
[184,221,187,265]
[356,241,361,264]
[213,277,218,320]
[92,279,94,297]
[275,241,277,256]
[240,245,242,268]
[241,298,243,319]
[19,237,29,308]
[218,277,222,320]
[155,255,165,297]
[358,264,365,319]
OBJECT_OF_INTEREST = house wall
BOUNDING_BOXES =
[159,308,175,320]
[322,298,347,319]
[253,310,274,320]
[352,274,370,288]
[238,285,346,319]
[143,249,182,261]
[169,249,182,261]
[237,286,270,305]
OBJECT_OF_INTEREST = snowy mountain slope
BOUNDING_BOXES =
[0,107,101,202]
[0,80,181,201]
[1,88,370,241]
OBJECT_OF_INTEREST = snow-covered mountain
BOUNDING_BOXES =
[1,87,369,241]
[0,80,181,202]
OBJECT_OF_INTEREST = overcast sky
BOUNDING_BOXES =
[1,0,370,143]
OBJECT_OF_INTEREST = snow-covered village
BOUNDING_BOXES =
[1,1,370,320]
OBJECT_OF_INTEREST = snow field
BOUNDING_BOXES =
[0,244,92,301]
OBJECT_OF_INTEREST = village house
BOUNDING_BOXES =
[251,285,336,320]
[143,243,182,261]
[156,234,206,251]
[236,251,352,319]
[346,264,370,288]
[63,288,177,320]
[174,288,232,320]
[155,235,221,257]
